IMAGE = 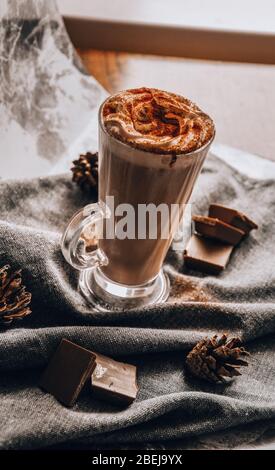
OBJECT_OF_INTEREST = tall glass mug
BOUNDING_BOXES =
[61,89,215,311]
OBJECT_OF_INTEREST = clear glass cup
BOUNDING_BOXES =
[61,98,214,311]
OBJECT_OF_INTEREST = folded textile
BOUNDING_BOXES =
[0,153,275,450]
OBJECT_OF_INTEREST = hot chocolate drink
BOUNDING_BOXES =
[99,87,215,286]
[61,87,215,310]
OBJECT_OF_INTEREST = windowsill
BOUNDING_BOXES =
[57,0,275,35]
[57,0,275,64]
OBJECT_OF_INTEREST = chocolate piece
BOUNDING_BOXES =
[40,339,96,407]
[91,353,138,406]
[184,234,234,274]
[209,204,258,234]
[193,215,245,245]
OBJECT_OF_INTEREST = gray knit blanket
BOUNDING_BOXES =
[1,148,275,450]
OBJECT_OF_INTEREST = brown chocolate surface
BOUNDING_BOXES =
[102,87,215,154]
[91,353,138,406]
[40,339,96,407]
[184,234,234,274]
[193,215,245,245]
[209,204,258,234]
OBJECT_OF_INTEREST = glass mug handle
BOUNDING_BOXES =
[61,202,110,271]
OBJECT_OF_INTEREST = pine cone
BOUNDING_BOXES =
[71,152,98,193]
[186,334,250,383]
[0,265,32,327]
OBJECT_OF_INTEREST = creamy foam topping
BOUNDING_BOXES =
[102,87,215,154]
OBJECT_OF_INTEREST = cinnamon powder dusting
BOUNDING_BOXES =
[169,274,213,303]
[102,87,215,155]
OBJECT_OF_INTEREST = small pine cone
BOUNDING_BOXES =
[71,152,98,193]
[0,265,32,327]
[186,333,250,383]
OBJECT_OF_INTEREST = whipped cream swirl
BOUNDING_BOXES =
[102,87,215,154]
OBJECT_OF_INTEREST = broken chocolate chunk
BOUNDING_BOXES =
[40,338,96,407]
[184,234,233,274]
[209,204,258,234]
[193,215,245,245]
[91,353,138,406]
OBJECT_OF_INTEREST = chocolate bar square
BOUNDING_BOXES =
[184,234,234,274]
[40,339,96,407]
[193,215,245,245]
[209,204,258,234]
[91,353,138,406]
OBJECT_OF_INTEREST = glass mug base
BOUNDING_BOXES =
[79,267,170,312]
